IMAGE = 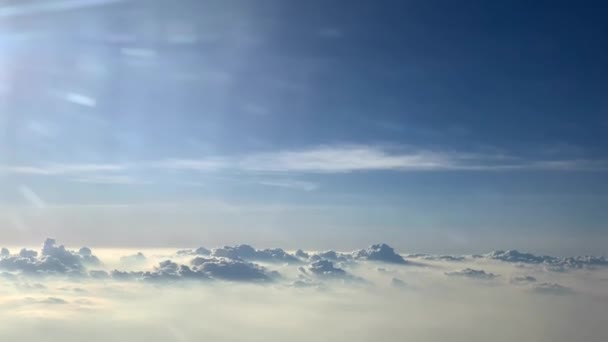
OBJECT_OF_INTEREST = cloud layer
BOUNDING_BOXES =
[0,239,606,341]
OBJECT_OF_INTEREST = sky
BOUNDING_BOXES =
[1,2,608,341]
[0,0,607,254]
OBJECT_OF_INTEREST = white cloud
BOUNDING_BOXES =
[65,92,96,107]
[0,0,123,18]
[2,163,125,175]
[152,158,227,171]
[70,175,147,185]
[353,243,407,264]
[238,145,454,172]
[18,185,46,209]
[256,179,318,191]
[2,145,605,184]
[445,268,500,280]
[0,240,606,341]
[532,282,574,295]
[157,145,608,174]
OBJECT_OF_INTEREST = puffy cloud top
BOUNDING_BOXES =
[176,247,211,257]
[511,275,537,284]
[445,268,499,280]
[0,238,101,276]
[353,244,406,264]
[407,254,465,262]
[211,245,299,263]
[310,250,348,262]
[488,250,608,270]
[120,252,147,264]
[142,260,203,282]
[532,282,573,295]
[191,256,277,282]
[308,260,347,277]
[295,249,309,259]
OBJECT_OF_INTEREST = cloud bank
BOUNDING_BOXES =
[0,239,606,341]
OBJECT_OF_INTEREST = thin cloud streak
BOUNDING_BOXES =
[0,0,124,18]
[236,146,608,173]
[256,179,319,191]
[2,146,606,179]
[2,163,126,175]
[70,175,148,185]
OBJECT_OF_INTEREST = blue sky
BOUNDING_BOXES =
[0,0,607,253]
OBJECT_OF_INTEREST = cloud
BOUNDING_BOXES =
[445,268,499,280]
[238,145,455,173]
[532,282,574,295]
[307,260,347,278]
[77,247,101,266]
[290,276,322,289]
[89,270,110,279]
[190,256,277,282]
[19,185,46,208]
[233,145,608,173]
[142,260,205,282]
[23,296,68,305]
[407,254,466,261]
[391,277,408,288]
[256,179,318,191]
[211,245,300,264]
[487,250,550,264]
[110,270,144,281]
[487,250,608,271]
[70,175,146,185]
[510,275,537,285]
[3,146,606,185]
[0,0,124,18]
[151,159,227,172]
[0,240,606,341]
[65,92,96,107]
[2,163,125,175]
[353,243,407,264]
[119,252,147,264]
[0,238,100,276]
[308,250,352,263]
[176,247,211,257]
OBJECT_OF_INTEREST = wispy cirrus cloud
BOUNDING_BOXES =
[0,0,124,18]
[1,163,126,175]
[235,145,608,173]
[2,145,606,182]
[70,175,148,185]
[256,179,319,191]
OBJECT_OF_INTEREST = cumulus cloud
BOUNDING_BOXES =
[176,247,211,257]
[142,260,205,282]
[407,254,465,262]
[0,240,606,342]
[309,250,351,262]
[190,256,278,282]
[353,243,407,264]
[510,275,537,285]
[308,259,346,277]
[391,277,408,288]
[23,296,68,305]
[487,250,608,271]
[211,245,299,263]
[532,282,574,295]
[295,249,309,259]
[0,238,101,276]
[119,252,147,264]
[445,268,499,280]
